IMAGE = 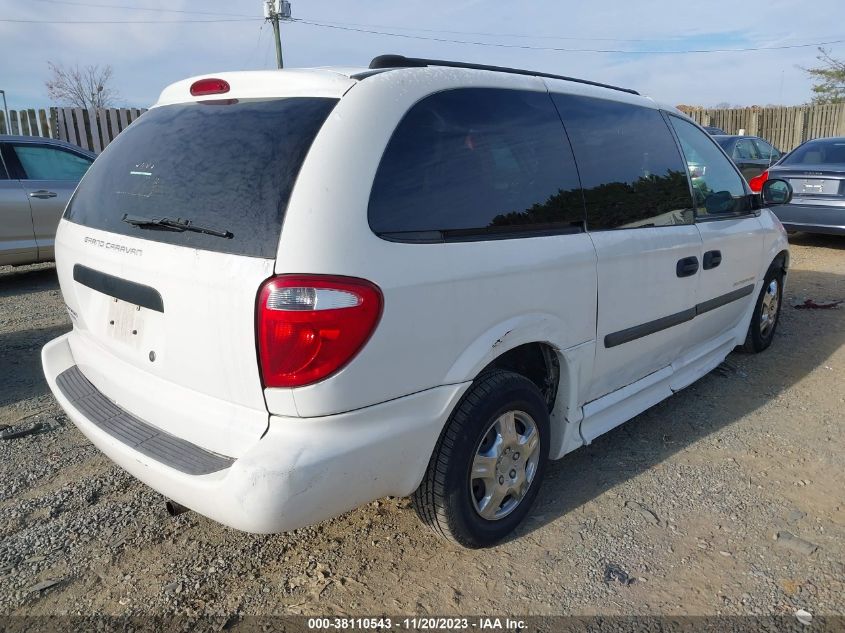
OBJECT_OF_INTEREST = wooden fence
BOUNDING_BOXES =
[4,102,844,156]
[0,107,146,153]
[682,103,845,152]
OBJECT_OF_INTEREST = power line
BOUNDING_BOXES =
[289,19,845,55]
[1,11,842,55]
[0,17,257,23]
[288,18,706,43]
[26,0,254,17]
[243,23,265,68]
[19,0,840,45]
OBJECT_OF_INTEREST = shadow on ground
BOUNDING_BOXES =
[518,266,844,539]
[0,325,70,408]
[788,232,845,250]
[0,265,58,299]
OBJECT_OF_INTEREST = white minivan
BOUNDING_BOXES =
[42,56,792,548]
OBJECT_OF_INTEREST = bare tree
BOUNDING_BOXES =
[45,62,119,109]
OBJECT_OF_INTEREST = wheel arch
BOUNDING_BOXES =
[476,342,561,412]
[442,313,568,410]
[442,314,594,460]
[772,248,789,274]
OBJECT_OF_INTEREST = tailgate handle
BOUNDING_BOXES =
[676,256,699,278]
[29,190,57,199]
[703,250,722,270]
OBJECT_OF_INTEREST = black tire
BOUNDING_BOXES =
[412,370,550,548]
[742,263,784,353]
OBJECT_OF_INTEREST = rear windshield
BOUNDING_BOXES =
[713,136,732,150]
[781,139,845,166]
[65,97,337,258]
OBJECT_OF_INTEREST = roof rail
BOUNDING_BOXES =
[368,54,639,96]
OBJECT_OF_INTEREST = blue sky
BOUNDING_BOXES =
[0,0,842,110]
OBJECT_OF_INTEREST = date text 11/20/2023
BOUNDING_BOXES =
[306,617,527,630]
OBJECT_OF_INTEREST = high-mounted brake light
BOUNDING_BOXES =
[257,275,383,388]
[749,170,769,193]
[190,78,230,96]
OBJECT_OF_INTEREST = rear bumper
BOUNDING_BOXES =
[43,333,468,533]
[773,203,845,235]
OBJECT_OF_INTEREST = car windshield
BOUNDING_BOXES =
[64,97,337,258]
[781,139,845,166]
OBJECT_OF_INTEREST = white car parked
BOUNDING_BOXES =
[42,55,793,548]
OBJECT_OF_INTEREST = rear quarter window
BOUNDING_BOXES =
[368,88,585,241]
[65,97,337,258]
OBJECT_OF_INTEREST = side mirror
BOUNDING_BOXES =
[762,178,793,206]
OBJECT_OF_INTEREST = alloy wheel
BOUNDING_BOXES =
[469,410,540,520]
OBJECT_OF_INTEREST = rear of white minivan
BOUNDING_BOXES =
[41,72,429,532]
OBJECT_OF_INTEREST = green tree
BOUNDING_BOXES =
[806,48,845,104]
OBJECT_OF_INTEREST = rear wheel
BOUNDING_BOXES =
[412,370,549,548]
[742,264,784,353]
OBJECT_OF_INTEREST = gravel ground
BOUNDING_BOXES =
[0,234,843,621]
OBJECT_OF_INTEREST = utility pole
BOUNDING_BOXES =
[264,0,291,69]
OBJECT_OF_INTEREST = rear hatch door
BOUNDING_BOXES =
[57,96,337,456]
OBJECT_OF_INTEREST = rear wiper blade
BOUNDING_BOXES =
[121,214,233,239]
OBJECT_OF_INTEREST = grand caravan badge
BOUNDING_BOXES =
[83,236,143,256]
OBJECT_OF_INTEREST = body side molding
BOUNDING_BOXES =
[604,284,756,348]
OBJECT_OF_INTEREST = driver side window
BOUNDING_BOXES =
[668,116,752,218]
[733,139,760,160]
[753,138,778,161]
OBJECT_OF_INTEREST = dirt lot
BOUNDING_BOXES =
[0,234,843,622]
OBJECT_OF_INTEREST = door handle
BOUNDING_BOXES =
[29,190,58,199]
[676,256,699,278]
[703,250,722,270]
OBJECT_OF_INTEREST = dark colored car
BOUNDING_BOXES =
[763,137,845,235]
[713,135,782,181]
[702,125,726,135]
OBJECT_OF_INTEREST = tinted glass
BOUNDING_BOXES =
[13,145,91,180]
[781,139,845,166]
[369,88,584,240]
[714,137,732,150]
[668,116,751,217]
[551,95,693,230]
[734,138,761,160]
[753,138,777,160]
[65,98,337,258]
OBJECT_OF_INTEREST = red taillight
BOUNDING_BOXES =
[749,170,769,192]
[189,78,230,96]
[257,275,383,388]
